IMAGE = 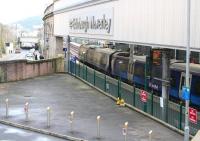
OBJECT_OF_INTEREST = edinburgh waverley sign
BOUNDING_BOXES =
[69,8,113,35]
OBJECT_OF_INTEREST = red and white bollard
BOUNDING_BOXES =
[24,102,29,121]
[5,99,9,118]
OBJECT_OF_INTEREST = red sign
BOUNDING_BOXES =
[189,107,198,124]
[140,90,148,103]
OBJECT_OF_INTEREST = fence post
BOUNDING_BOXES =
[151,91,154,116]
[82,63,84,79]
[68,60,70,73]
[118,78,121,99]
[74,60,76,76]
[94,69,96,86]
[78,62,80,77]
[104,74,106,91]
[86,66,88,81]
[133,85,136,107]
[179,101,183,130]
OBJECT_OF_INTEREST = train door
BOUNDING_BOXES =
[179,72,192,98]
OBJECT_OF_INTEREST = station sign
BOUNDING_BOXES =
[189,107,198,124]
[140,90,148,103]
[69,8,113,35]
[182,86,190,100]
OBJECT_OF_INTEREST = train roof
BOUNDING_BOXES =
[94,47,116,54]
[170,63,200,74]
[70,42,81,47]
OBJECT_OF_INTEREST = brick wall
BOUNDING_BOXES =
[0,57,64,83]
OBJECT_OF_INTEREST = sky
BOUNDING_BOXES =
[0,0,52,24]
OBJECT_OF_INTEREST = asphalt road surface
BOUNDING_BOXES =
[0,124,68,141]
[0,74,184,141]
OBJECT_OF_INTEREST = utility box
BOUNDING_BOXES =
[5,42,14,54]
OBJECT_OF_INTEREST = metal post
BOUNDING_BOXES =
[67,35,71,73]
[74,59,76,75]
[123,122,128,141]
[69,111,74,132]
[149,130,152,141]
[24,102,29,121]
[47,107,51,127]
[179,101,183,130]
[104,74,106,91]
[144,58,147,112]
[86,66,87,81]
[151,91,154,116]
[94,69,96,86]
[184,0,191,140]
[161,50,170,122]
[83,52,86,79]
[79,61,80,77]
[5,99,9,118]
[133,85,136,107]
[97,115,101,138]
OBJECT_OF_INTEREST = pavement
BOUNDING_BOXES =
[0,123,68,141]
[0,74,184,141]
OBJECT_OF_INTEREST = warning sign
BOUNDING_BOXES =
[140,90,148,103]
[189,107,198,124]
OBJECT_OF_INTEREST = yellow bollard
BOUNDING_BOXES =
[120,99,125,106]
[116,97,120,105]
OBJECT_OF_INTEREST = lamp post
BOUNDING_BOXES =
[184,0,191,141]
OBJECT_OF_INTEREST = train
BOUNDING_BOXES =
[70,42,200,108]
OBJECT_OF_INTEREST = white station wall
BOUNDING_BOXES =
[54,0,200,50]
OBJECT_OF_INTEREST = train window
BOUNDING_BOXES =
[194,80,200,96]
[134,63,145,78]
[152,50,161,66]
[119,63,128,72]
[151,66,162,79]
[170,77,177,88]
[134,45,151,56]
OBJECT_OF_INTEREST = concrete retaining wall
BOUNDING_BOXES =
[0,57,64,82]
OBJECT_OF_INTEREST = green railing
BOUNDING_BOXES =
[69,60,200,136]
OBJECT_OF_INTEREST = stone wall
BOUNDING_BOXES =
[0,57,64,83]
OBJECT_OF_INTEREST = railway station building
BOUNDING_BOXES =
[43,0,200,63]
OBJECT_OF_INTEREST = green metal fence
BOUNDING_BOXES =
[69,60,200,136]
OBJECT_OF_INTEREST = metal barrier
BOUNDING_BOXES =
[69,60,200,136]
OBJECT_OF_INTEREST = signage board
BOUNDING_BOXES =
[69,8,113,35]
[182,86,190,100]
[189,107,198,124]
[140,90,148,103]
